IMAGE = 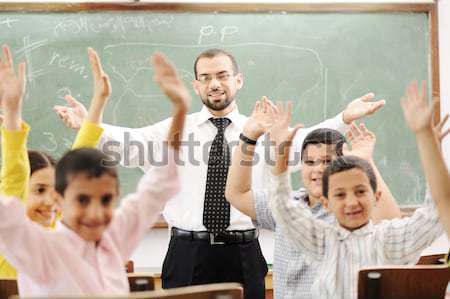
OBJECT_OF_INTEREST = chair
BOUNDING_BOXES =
[0,278,18,299]
[13,282,243,299]
[417,253,446,265]
[128,273,156,292]
[357,265,450,299]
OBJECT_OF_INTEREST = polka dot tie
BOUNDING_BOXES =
[203,117,232,234]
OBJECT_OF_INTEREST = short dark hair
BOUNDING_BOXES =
[194,48,239,79]
[55,148,119,195]
[322,155,377,198]
[28,150,56,176]
[301,128,346,161]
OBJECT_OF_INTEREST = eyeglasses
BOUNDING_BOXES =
[196,72,234,84]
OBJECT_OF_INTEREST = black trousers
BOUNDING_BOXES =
[161,234,268,299]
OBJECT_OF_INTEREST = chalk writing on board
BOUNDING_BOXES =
[17,36,48,84]
[342,71,364,101]
[56,87,72,101]
[0,18,18,28]
[41,131,58,152]
[197,25,239,45]
[54,15,175,38]
[49,51,89,79]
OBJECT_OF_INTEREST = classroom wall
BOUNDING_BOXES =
[0,0,448,270]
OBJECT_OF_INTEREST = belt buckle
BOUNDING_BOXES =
[210,233,226,245]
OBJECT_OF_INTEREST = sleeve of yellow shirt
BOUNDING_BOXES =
[0,122,30,202]
[72,120,104,149]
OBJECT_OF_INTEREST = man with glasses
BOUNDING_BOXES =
[54,48,385,299]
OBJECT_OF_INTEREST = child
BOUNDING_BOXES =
[399,80,450,264]
[266,102,443,299]
[0,46,110,278]
[0,45,189,296]
[226,99,400,299]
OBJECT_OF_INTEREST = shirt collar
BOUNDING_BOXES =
[195,105,242,127]
[294,188,323,212]
[335,221,374,241]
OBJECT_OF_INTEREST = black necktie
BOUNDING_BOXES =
[203,117,232,233]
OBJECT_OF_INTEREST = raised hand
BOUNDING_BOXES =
[431,97,449,145]
[400,80,434,134]
[342,93,385,124]
[53,95,87,129]
[86,48,111,124]
[343,123,376,162]
[243,96,278,140]
[151,52,190,112]
[268,101,304,175]
[0,45,26,130]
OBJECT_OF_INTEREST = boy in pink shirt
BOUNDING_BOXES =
[0,45,190,297]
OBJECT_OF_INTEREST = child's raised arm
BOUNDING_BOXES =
[71,48,110,149]
[150,52,190,149]
[401,80,450,234]
[225,97,277,220]
[0,45,30,200]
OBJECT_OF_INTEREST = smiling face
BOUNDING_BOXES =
[301,143,337,206]
[56,173,118,242]
[193,54,243,116]
[326,168,380,231]
[26,166,58,227]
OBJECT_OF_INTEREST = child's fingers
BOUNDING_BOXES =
[407,81,418,102]
[358,92,375,102]
[435,113,449,132]
[350,122,361,138]
[440,128,450,141]
[261,96,268,113]
[65,95,81,108]
[88,47,103,79]
[101,74,111,95]
[286,101,293,124]
[276,101,284,116]
[359,123,368,135]
[252,101,260,114]
[18,62,26,86]
[53,105,68,113]
[2,45,13,68]
[346,131,354,141]
[420,80,427,102]
[291,122,304,135]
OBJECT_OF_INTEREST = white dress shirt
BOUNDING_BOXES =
[99,105,349,231]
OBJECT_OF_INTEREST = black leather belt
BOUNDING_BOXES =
[171,227,259,245]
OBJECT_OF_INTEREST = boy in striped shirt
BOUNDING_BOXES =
[267,102,443,299]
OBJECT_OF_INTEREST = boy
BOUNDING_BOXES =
[0,45,190,296]
[266,101,443,299]
[226,99,400,298]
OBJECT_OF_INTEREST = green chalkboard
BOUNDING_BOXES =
[0,5,436,205]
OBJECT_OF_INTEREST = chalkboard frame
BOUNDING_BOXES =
[0,2,440,227]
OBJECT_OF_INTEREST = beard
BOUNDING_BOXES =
[200,90,235,111]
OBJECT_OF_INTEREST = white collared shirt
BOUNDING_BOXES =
[100,105,349,231]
